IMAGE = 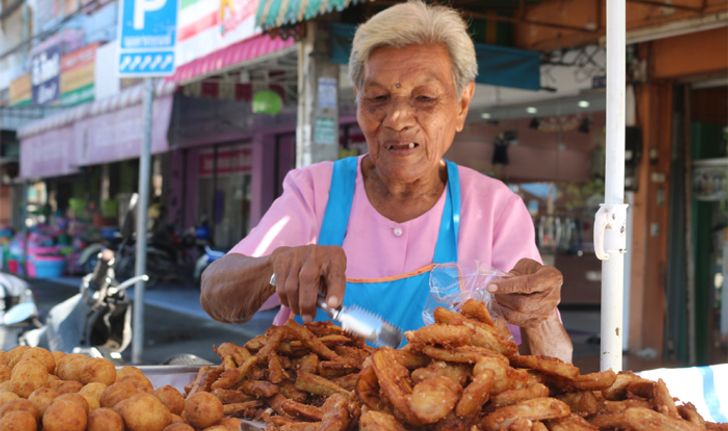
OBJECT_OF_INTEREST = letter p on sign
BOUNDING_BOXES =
[134,0,167,29]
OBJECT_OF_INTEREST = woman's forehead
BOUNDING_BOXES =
[363,44,454,88]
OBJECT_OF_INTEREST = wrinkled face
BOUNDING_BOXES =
[356,43,474,183]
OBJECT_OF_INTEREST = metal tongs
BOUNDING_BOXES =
[269,273,403,347]
[317,297,403,348]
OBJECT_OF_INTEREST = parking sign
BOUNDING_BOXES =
[118,0,178,76]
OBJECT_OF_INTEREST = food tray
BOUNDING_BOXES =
[136,365,266,430]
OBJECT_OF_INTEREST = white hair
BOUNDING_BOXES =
[348,0,477,95]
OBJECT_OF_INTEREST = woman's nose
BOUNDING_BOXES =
[382,98,415,131]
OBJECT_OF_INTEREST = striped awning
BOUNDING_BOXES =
[256,0,366,30]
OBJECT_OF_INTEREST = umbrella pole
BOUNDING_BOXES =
[596,0,628,372]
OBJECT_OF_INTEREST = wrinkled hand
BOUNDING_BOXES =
[487,258,562,328]
[270,245,347,322]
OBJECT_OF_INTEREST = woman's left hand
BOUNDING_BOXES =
[487,258,562,328]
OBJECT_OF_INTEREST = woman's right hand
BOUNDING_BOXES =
[269,245,347,322]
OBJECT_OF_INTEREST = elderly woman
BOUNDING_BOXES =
[202,1,572,361]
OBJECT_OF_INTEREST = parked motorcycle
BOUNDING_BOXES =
[8,249,148,359]
[193,245,226,286]
[0,273,37,351]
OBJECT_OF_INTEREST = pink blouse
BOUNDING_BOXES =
[230,156,542,340]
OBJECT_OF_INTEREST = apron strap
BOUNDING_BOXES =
[318,157,358,246]
[432,160,461,263]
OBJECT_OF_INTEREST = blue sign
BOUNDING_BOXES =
[118,0,178,76]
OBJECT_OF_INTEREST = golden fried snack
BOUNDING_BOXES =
[319,334,354,346]
[183,391,224,429]
[707,423,728,430]
[422,345,506,364]
[221,400,262,417]
[406,324,474,347]
[332,372,360,391]
[42,398,87,431]
[456,368,494,417]
[50,351,64,369]
[201,426,229,431]
[51,379,84,394]
[654,378,680,419]
[6,346,30,368]
[187,365,223,396]
[547,414,598,430]
[356,366,386,411]
[119,392,172,431]
[295,371,350,397]
[215,342,252,366]
[508,355,579,379]
[408,375,462,424]
[460,298,496,325]
[79,358,116,385]
[472,355,510,393]
[360,409,408,431]
[240,379,280,398]
[19,347,55,374]
[10,358,48,397]
[55,353,88,381]
[318,359,359,378]
[55,393,90,415]
[319,393,352,431]
[279,382,309,403]
[491,383,550,407]
[531,422,549,431]
[623,407,703,431]
[602,371,642,400]
[678,402,706,427]
[87,407,124,431]
[394,347,430,369]
[285,321,340,360]
[0,380,13,392]
[625,379,655,399]
[411,361,470,386]
[555,391,599,416]
[79,382,107,410]
[154,385,185,415]
[0,410,37,431]
[269,394,324,421]
[163,423,195,431]
[117,369,154,392]
[481,397,571,431]
[170,413,184,423]
[100,380,141,408]
[598,398,652,413]
[211,388,254,404]
[269,351,289,384]
[0,399,40,421]
[371,348,421,425]
[219,416,242,431]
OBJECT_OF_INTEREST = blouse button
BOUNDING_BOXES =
[392,227,403,237]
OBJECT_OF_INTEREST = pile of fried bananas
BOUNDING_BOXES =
[189,320,369,430]
[202,300,727,431]
[0,346,241,431]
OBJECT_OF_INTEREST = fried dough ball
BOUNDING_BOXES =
[10,358,48,397]
[55,392,89,415]
[0,364,11,382]
[163,423,195,431]
[79,382,107,410]
[0,351,7,366]
[55,353,88,380]
[6,346,30,368]
[42,398,87,431]
[117,367,154,392]
[88,407,124,431]
[20,347,55,374]
[183,391,224,429]
[0,399,40,421]
[170,413,184,423]
[0,410,37,431]
[219,417,242,431]
[0,380,14,392]
[117,366,146,381]
[28,387,59,415]
[50,351,65,370]
[0,391,19,403]
[80,358,116,385]
[118,392,172,431]
[101,380,141,408]
[154,385,185,415]
[203,426,228,431]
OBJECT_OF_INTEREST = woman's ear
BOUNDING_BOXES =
[455,81,475,132]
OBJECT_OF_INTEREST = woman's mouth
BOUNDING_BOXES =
[385,142,419,152]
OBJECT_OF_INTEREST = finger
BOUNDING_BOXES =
[283,253,304,316]
[490,265,562,295]
[509,258,542,276]
[272,254,290,309]
[298,257,321,322]
[322,247,347,308]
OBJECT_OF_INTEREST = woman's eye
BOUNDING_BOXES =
[416,95,436,103]
[369,95,388,102]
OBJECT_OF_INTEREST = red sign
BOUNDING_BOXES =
[199,148,251,176]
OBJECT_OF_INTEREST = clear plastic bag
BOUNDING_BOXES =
[422,262,507,325]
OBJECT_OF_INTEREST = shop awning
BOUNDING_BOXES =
[168,33,296,84]
[18,81,175,179]
[256,0,365,30]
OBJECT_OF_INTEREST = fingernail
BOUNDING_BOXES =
[487,284,497,293]
[302,315,312,323]
[327,295,339,308]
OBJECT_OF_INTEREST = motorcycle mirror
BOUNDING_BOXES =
[3,302,37,326]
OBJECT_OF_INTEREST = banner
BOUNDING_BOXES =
[60,43,97,106]
[31,46,61,105]
[9,74,32,107]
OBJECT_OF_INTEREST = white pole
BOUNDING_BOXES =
[597,0,628,372]
[132,77,154,364]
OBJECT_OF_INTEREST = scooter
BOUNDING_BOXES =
[193,245,226,285]
[0,273,38,351]
[7,250,148,360]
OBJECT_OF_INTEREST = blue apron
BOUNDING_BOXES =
[296,156,461,334]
